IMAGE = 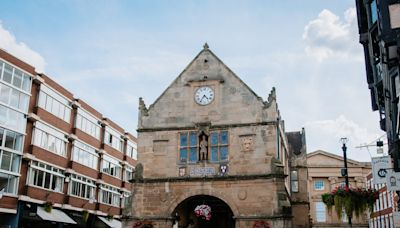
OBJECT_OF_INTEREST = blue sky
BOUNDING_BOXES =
[0,1,382,161]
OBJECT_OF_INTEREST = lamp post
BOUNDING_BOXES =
[340,137,352,227]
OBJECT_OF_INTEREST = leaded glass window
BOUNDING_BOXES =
[179,132,198,163]
[210,130,229,162]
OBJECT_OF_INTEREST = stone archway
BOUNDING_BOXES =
[172,195,235,228]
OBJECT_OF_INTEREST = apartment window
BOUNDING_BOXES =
[104,127,123,152]
[0,127,23,152]
[69,174,96,200]
[124,166,134,182]
[315,202,326,222]
[126,141,137,160]
[75,108,101,139]
[0,149,21,173]
[291,170,299,192]
[72,140,98,170]
[99,184,121,207]
[101,155,122,178]
[179,132,197,163]
[33,122,67,157]
[0,61,32,93]
[0,173,18,194]
[28,160,64,192]
[210,130,229,162]
[38,84,71,123]
[0,83,30,112]
[314,180,325,190]
[0,104,26,133]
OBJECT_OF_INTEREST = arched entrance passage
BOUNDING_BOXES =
[172,195,235,228]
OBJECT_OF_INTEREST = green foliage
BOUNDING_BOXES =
[43,201,53,213]
[82,210,89,222]
[321,186,379,220]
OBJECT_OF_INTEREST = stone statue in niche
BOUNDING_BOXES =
[199,135,208,161]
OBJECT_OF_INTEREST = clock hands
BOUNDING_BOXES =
[200,94,208,103]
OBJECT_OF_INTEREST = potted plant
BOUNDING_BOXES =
[43,201,53,213]
[106,214,113,221]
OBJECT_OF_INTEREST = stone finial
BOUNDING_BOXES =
[263,87,277,108]
[268,87,276,103]
[139,97,148,116]
[203,42,209,50]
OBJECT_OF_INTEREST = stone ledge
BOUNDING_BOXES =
[132,173,287,183]
[138,121,277,132]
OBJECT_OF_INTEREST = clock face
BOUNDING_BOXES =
[195,86,214,105]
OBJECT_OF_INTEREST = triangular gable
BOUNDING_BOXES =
[148,45,264,111]
[307,150,366,167]
[138,44,279,129]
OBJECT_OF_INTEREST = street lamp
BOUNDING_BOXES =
[340,137,352,227]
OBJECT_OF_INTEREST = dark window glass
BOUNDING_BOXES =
[5,131,15,150]
[44,173,51,189]
[0,128,4,146]
[0,150,11,171]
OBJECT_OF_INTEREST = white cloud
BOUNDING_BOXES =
[303,8,362,61]
[305,115,383,161]
[305,115,378,143]
[0,22,46,72]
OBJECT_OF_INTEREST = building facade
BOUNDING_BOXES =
[355,0,400,169]
[0,49,137,228]
[307,150,371,227]
[366,173,397,227]
[123,45,309,228]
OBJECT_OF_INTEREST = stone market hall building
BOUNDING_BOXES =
[123,45,310,228]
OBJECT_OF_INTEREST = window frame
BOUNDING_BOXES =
[315,202,326,222]
[75,108,101,140]
[99,183,121,207]
[68,173,96,200]
[314,180,325,191]
[209,130,229,163]
[32,122,68,157]
[72,140,99,170]
[101,154,122,179]
[179,131,198,164]
[27,160,65,193]
[291,170,299,193]
[104,127,124,152]
[37,84,72,123]
[0,60,32,94]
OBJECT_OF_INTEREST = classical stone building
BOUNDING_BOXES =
[307,150,371,227]
[123,44,309,228]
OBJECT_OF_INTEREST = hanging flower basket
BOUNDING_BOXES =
[194,204,212,220]
[322,186,378,219]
